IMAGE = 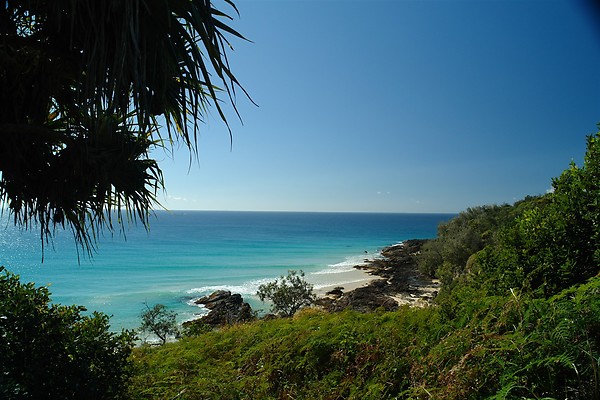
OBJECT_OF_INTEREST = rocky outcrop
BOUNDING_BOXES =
[318,279,398,312]
[191,290,254,328]
[316,239,439,312]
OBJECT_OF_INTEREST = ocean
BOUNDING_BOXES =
[0,211,453,331]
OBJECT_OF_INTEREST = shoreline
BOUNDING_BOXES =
[314,239,439,311]
[186,239,437,327]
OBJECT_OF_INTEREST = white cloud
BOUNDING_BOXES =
[167,195,188,202]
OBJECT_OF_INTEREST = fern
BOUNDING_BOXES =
[550,317,574,344]
[488,380,525,400]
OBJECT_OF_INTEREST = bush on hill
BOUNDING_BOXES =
[417,204,513,284]
[470,133,600,297]
[0,267,135,400]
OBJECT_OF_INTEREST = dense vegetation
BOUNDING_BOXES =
[126,132,600,399]
[129,284,600,399]
[0,267,135,399]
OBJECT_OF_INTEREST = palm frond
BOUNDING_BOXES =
[1,0,249,254]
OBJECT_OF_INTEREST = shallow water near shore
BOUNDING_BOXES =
[1,211,452,331]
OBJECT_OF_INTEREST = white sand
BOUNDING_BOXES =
[313,268,380,297]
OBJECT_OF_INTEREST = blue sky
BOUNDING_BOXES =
[156,0,600,213]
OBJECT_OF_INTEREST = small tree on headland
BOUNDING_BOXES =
[257,270,317,317]
[139,303,179,345]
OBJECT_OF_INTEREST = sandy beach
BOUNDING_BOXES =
[314,268,380,297]
[313,240,440,311]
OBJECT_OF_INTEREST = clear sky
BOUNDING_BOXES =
[155,0,600,214]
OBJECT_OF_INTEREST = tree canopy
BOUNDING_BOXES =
[257,270,317,317]
[0,0,248,252]
[418,131,600,299]
[139,303,179,345]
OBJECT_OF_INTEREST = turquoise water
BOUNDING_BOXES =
[0,211,452,331]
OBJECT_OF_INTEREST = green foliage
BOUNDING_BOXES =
[139,303,179,345]
[182,319,214,337]
[127,308,444,399]
[0,0,248,252]
[471,132,600,297]
[417,204,513,285]
[420,132,600,298]
[128,282,600,399]
[0,267,135,399]
[257,270,317,317]
[417,280,600,399]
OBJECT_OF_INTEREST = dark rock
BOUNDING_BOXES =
[195,290,232,308]
[367,279,388,289]
[325,288,344,298]
[324,283,398,313]
[190,290,255,328]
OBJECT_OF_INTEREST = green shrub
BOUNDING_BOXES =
[127,280,600,399]
[0,267,135,399]
[470,133,600,297]
[417,204,513,285]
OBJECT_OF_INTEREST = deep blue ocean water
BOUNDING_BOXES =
[0,211,453,331]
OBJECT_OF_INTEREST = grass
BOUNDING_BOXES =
[127,277,600,399]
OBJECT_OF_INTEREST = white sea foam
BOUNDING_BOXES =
[186,278,273,297]
[185,298,208,309]
[183,300,209,317]
[311,252,381,275]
